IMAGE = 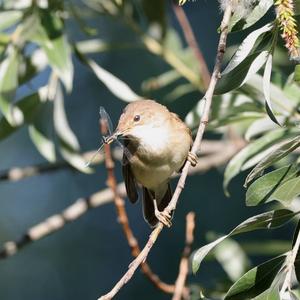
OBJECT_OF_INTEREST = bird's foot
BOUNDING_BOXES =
[188,152,198,167]
[155,209,172,228]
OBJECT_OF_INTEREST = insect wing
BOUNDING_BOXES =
[99,106,113,136]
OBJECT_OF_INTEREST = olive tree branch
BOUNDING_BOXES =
[172,212,196,300]
[98,3,233,299]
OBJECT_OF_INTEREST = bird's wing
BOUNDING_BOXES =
[122,142,138,204]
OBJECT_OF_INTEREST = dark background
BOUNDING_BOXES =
[0,1,292,299]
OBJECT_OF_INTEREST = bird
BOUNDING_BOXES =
[109,100,197,228]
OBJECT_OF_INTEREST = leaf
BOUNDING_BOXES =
[215,51,268,95]
[224,255,286,300]
[263,54,281,125]
[293,219,300,283]
[253,287,280,300]
[223,23,273,74]
[246,164,299,206]
[86,59,141,102]
[272,177,300,206]
[229,0,274,32]
[0,49,23,126]
[32,12,73,91]
[53,83,79,151]
[245,117,285,141]
[294,64,300,84]
[0,92,41,140]
[53,82,92,173]
[192,209,297,273]
[224,129,296,195]
[0,10,23,31]
[213,236,249,281]
[245,135,300,185]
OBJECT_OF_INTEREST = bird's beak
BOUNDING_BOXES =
[104,131,123,144]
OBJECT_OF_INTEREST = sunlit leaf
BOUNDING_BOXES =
[31,12,73,91]
[0,48,23,126]
[245,135,300,185]
[229,0,274,32]
[192,210,296,273]
[225,255,286,300]
[263,54,281,125]
[223,23,273,74]
[253,287,280,300]
[224,129,297,195]
[246,164,299,206]
[86,59,141,102]
[0,92,41,140]
[216,51,268,95]
[272,177,300,206]
[0,10,23,31]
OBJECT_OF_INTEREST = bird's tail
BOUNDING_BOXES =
[142,183,173,227]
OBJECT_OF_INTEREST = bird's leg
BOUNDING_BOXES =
[187,152,198,167]
[153,199,172,227]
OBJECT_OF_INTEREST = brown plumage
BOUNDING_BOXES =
[116,100,193,227]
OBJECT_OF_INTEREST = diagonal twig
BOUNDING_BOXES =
[98,3,233,299]
[172,212,196,300]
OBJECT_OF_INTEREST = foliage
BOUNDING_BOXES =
[1,0,300,299]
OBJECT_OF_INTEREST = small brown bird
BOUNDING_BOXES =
[110,100,197,227]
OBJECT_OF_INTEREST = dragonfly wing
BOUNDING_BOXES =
[99,106,113,136]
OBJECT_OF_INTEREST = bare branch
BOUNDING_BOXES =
[172,4,211,88]
[0,140,241,260]
[172,212,196,300]
[98,3,233,299]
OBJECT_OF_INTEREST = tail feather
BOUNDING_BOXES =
[142,184,173,228]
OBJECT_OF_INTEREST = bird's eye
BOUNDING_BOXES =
[134,115,140,122]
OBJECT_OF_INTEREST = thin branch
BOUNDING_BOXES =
[172,3,211,88]
[280,227,300,297]
[0,141,241,260]
[100,112,177,294]
[172,212,196,300]
[98,3,233,299]
[0,140,231,182]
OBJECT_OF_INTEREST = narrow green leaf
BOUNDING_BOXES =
[0,11,23,31]
[216,51,268,95]
[53,82,92,173]
[245,135,300,185]
[229,0,273,32]
[263,54,281,125]
[246,164,299,206]
[225,255,286,300]
[0,49,23,126]
[253,287,280,300]
[53,83,79,151]
[0,92,41,140]
[294,64,300,83]
[224,129,295,194]
[272,177,300,205]
[232,209,298,235]
[32,13,73,91]
[192,210,296,274]
[87,59,141,102]
[223,23,273,74]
